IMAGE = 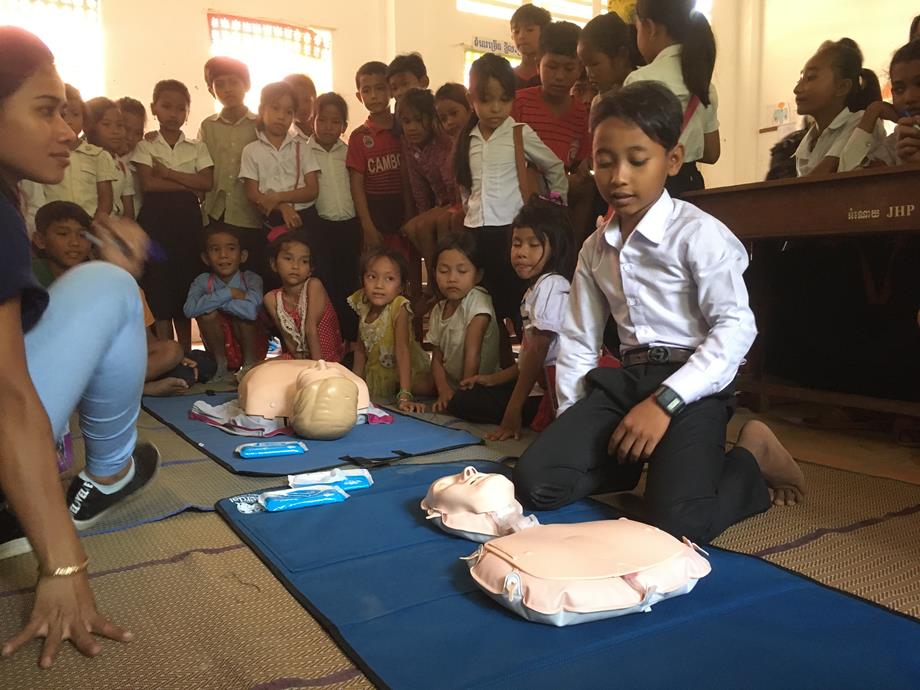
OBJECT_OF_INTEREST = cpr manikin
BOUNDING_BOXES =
[420,466,538,542]
[238,359,370,440]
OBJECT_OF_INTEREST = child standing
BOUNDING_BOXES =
[116,97,146,213]
[348,248,433,408]
[626,0,721,194]
[199,57,265,280]
[43,84,117,220]
[387,53,430,101]
[309,92,362,342]
[263,230,344,362]
[85,97,134,218]
[30,201,93,287]
[510,4,552,91]
[434,83,473,140]
[347,62,409,260]
[240,82,321,291]
[284,73,317,140]
[454,53,566,357]
[184,226,265,378]
[514,83,805,545]
[425,232,500,413]
[132,79,214,350]
[452,198,574,438]
[578,12,640,107]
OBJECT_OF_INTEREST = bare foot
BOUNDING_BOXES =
[736,420,806,507]
[143,377,190,397]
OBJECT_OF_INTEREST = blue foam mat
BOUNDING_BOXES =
[142,392,481,476]
[216,461,920,690]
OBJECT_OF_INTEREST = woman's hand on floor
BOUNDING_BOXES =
[2,572,132,668]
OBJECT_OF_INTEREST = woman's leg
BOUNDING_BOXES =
[23,262,146,479]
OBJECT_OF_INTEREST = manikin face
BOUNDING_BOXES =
[427,467,516,515]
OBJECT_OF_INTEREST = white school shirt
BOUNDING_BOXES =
[424,286,501,388]
[556,190,756,413]
[43,140,119,217]
[521,272,570,366]
[111,156,135,216]
[462,118,568,228]
[119,153,142,213]
[623,44,719,163]
[841,124,897,168]
[794,108,864,176]
[131,131,213,175]
[239,130,322,211]
[307,135,356,221]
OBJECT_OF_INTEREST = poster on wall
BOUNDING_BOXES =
[607,1,636,20]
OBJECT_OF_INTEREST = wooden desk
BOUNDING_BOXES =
[684,165,920,417]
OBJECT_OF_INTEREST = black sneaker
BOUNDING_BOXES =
[66,442,160,530]
[0,504,31,560]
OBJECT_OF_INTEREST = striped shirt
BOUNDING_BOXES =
[512,87,590,171]
[346,119,403,197]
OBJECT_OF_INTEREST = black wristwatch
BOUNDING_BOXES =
[653,385,685,416]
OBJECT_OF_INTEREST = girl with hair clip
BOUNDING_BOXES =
[451,196,575,438]
[578,11,642,110]
[793,38,884,176]
[626,0,719,195]
[454,53,566,365]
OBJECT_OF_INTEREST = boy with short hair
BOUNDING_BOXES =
[514,82,805,545]
[116,97,147,213]
[510,3,552,90]
[386,53,429,101]
[31,200,93,287]
[284,73,318,139]
[184,226,266,380]
[512,21,590,172]
[199,57,265,280]
[346,61,409,260]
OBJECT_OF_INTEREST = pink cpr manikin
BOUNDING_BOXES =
[466,518,712,626]
[421,467,538,543]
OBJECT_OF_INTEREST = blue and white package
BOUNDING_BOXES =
[287,468,373,492]
[257,485,349,512]
[236,440,308,459]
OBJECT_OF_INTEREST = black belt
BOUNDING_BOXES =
[620,346,694,367]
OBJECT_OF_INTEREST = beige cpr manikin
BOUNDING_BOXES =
[421,467,537,542]
[291,372,359,441]
[238,359,370,419]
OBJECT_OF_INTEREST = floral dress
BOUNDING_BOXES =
[347,289,430,400]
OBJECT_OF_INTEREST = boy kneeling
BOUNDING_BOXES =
[184,226,266,380]
[513,82,805,544]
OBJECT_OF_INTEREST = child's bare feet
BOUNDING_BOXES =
[143,377,189,397]
[736,420,806,507]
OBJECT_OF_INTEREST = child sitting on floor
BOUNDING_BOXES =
[513,82,805,546]
[263,230,344,362]
[348,248,433,408]
[184,226,266,380]
[424,232,500,414]
[451,197,574,438]
[30,201,92,287]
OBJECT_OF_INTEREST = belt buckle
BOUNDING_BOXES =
[647,346,669,364]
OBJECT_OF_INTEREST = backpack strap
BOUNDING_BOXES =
[681,95,701,134]
[512,124,530,205]
[293,140,302,190]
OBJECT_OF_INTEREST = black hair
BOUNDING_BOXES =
[0,27,55,204]
[152,79,191,106]
[360,247,411,293]
[911,15,920,41]
[891,39,920,75]
[396,88,441,135]
[201,224,241,251]
[84,97,120,149]
[268,229,313,266]
[435,82,470,110]
[35,200,91,234]
[590,81,682,150]
[314,92,348,123]
[816,38,881,112]
[511,197,576,281]
[355,61,388,89]
[454,53,516,191]
[257,82,296,130]
[433,231,484,284]
[283,73,317,100]
[116,96,146,124]
[203,56,250,92]
[511,3,552,28]
[580,12,643,70]
[63,83,87,124]
[539,21,581,58]
[387,53,427,81]
[636,0,716,106]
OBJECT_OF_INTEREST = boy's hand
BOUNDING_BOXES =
[398,399,427,414]
[280,204,302,229]
[608,396,671,463]
[432,390,455,413]
[230,288,246,300]
[485,409,523,441]
[459,373,495,389]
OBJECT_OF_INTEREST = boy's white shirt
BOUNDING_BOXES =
[555,190,757,413]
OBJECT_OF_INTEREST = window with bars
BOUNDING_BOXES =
[0,0,104,98]
[207,13,333,114]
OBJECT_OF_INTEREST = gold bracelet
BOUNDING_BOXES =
[40,558,89,578]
